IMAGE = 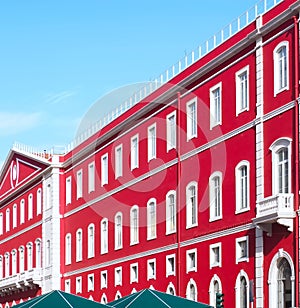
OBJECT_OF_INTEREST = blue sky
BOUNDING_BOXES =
[0,0,258,167]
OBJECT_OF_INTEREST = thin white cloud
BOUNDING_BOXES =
[44,91,76,105]
[0,112,41,136]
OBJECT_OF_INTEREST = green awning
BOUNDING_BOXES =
[14,290,109,308]
[108,289,212,308]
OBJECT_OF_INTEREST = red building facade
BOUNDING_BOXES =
[0,0,300,307]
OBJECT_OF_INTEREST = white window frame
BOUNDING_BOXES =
[11,249,17,275]
[186,278,198,302]
[166,254,176,277]
[236,236,249,264]
[210,82,222,129]
[101,270,108,289]
[186,181,198,228]
[19,246,24,273]
[130,206,139,245]
[76,229,83,262]
[76,276,82,294]
[35,239,42,268]
[87,223,95,258]
[27,242,33,270]
[88,162,95,193]
[270,137,292,194]
[101,218,108,254]
[186,248,197,273]
[5,209,10,232]
[115,266,122,286]
[130,263,139,283]
[76,170,83,200]
[0,213,3,235]
[186,98,197,140]
[147,198,157,240]
[13,204,17,229]
[166,111,176,151]
[20,199,25,224]
[210,242,222,268]
[235,270,250,308]
[235,160,250,214]
[65,233,72,265]
[66,176,72,205]
[65,279,71,293]
[209,171,222,222]
[28,194,33,220]
[87,273,94,292]
[101,153,109,186]
[148,123,157,161]
[37,188,42,215]
[147,258,156,280]
[236,65,249,115]
[115,144,123,179]
[274,41,289,96]
[131,134,139,170]
[166,190,176,235]
[115,212,123,250]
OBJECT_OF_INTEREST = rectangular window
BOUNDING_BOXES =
[131,135,139,170]
[147,259,156,280]
[210,83,222,128]
[101,270,108,289]
[87,274,94,292]
[166,111,176,151]
[20,200,25,224]
[65,279,71,293]
[236,66,249,115]
[0,214,3,235]
[186,99,197,140]
[115,267,122,286]
[115,145,123,178]
[76,170,83,199]
[210,243,222,268]
[66,176,72,205]
[186,249,197,273]
[236,236,249,263]
[148,123,157,161]
[76,276,82,294]
[88,162,95,193]
[166,254,175,277]
[130,263,138,283]
[101,154,108,186]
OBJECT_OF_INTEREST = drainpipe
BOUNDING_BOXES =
[176,91,182,297]
[293,15,299,308]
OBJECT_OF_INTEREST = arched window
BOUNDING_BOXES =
[166,282,176,296]
[26,242,33,270]
[65,233,72,265]
[19,246,25,273]
[101,218,108,254]
[147,198,156,240]
[76,229,83,261]
[235,270,250,308]
[273,41,289,95]
[11,249,17,275]
[36,188,42,215]
[88,224,95,258]
[28,194,33,220]
[278,258,292,308]
[209,274,222,307]
[45,240,51,266]
[35,239,42,268]
[115,213,123,250]
[166,191,176,234]
[130,206,139,245]
[20,199,25,224]
[5,209,10,232]
[186,279,197,301]
[115,291,122,300]
[235,161,250,213]
[13,204,17,228]
[101,294,107,304]
[4,252,9,277]
[186,182,198,228]
[270,138,292,194]
[209,172,222,221]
